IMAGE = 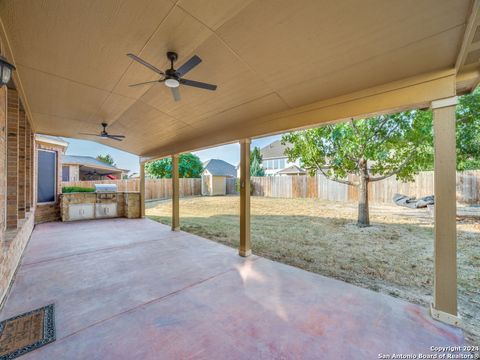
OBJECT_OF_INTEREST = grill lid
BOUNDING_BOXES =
[95,184,117,192]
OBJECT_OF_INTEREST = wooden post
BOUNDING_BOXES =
[172,154,180,231]
[239,139,251,257]
[140,161,145,218]
[430,97,459,326]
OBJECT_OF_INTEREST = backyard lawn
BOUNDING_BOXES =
[146,196,480,344]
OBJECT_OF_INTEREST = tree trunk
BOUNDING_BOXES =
[357,165,370,227]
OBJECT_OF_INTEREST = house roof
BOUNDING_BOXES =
[276,165,306,175]
[1,1,474,159]
[35,134,69,148]
[260,140,291,159]
[62,155,128,172]
[203,159,236,177]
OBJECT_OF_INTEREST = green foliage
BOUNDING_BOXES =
[145,153,203,178]
[62,186,95,193]
[250,147,265,176]
[96,154,116,167]
[455,89,480,170]
[282,110,433,183]
[250,146,263,164]
[235,178,255,195]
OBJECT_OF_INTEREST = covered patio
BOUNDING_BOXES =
[0,219,464,359]
[0,0,479,358]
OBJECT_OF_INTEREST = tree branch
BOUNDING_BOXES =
[369,151,416,182]
[318,167,358,186]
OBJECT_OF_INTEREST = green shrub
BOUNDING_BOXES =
[62,186,95,193]
[234,179,255,195]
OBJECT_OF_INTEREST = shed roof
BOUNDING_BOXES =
[62,155,128,172]
[203,159,236,177]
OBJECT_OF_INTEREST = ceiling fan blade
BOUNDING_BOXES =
[107,134,125,138]
[180,78,217,91]
[171,87,181,102]
[176,55,202,76]
[127,53,164,76]
[106,135,123,141]
[128,79,163,87]
[79,132,102,136]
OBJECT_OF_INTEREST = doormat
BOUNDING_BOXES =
[0,304,55,360]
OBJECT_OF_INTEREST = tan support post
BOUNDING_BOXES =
[430,96,460,327]
[172,154,180,231]
[140,161,145,218]
[239,139,251,257]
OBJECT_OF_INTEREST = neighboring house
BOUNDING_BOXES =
[202,159,236,196]
[62,155,128,181]
[260,140,304,176]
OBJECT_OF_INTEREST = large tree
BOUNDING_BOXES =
[282,110,432,227]
[250,146,265,177]
[454,89,480,170]
[96,154,116,167]
[145,153,203,178]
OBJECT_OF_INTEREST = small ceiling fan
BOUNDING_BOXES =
[127,51,217,101]
[79,123,125,142]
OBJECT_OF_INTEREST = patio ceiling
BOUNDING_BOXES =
[0,0,478,158]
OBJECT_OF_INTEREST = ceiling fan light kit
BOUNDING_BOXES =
[127,51,217,101]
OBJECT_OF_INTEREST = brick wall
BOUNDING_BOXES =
[18,104,26,219]
[34,140,66,224]
[6,88,18,229]
[0,87,5,240]
[0,86,37,307]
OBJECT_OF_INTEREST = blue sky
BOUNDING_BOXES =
[62,134,281,175]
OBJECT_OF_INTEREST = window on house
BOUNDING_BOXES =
[279,159,285,169]
[37,150,57,203]
[62,166,70,182]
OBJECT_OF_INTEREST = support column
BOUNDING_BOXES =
[171,154,180,231]
[140,161,145,218]
[430,96,459,326]
[18,103,26,219]
[6,88,18,229]
[239,139,251,257]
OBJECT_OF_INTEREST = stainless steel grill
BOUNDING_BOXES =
[94,184,117,193]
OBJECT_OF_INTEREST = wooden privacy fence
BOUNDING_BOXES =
[62,171,480,204]
[61,178,202,201]
[251,171,480,204]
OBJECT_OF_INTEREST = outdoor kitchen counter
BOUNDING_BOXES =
[60,192,141,221]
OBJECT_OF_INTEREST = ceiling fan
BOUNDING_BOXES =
[79,123,125,142]
[127,51,217,101]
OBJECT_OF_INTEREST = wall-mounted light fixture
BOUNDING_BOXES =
[0,55,15,86]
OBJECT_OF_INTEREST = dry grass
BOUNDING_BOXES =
[146,196,480,344]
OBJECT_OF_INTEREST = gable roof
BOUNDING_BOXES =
[62,155,128,172]
[260,140,291,159]
[203,159,236,177]
[276,165,306,175]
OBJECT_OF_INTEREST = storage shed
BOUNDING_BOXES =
[201,159,236,196]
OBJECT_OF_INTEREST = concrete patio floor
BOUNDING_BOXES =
[0,218,464,359]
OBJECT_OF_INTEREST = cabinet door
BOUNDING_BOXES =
[96,203,117,218]
[68,204,94,221]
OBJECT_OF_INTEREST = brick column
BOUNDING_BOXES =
[6,88,19,229]
[0,87,6,235]
[25,117,31,212]
[18,103,26,219]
